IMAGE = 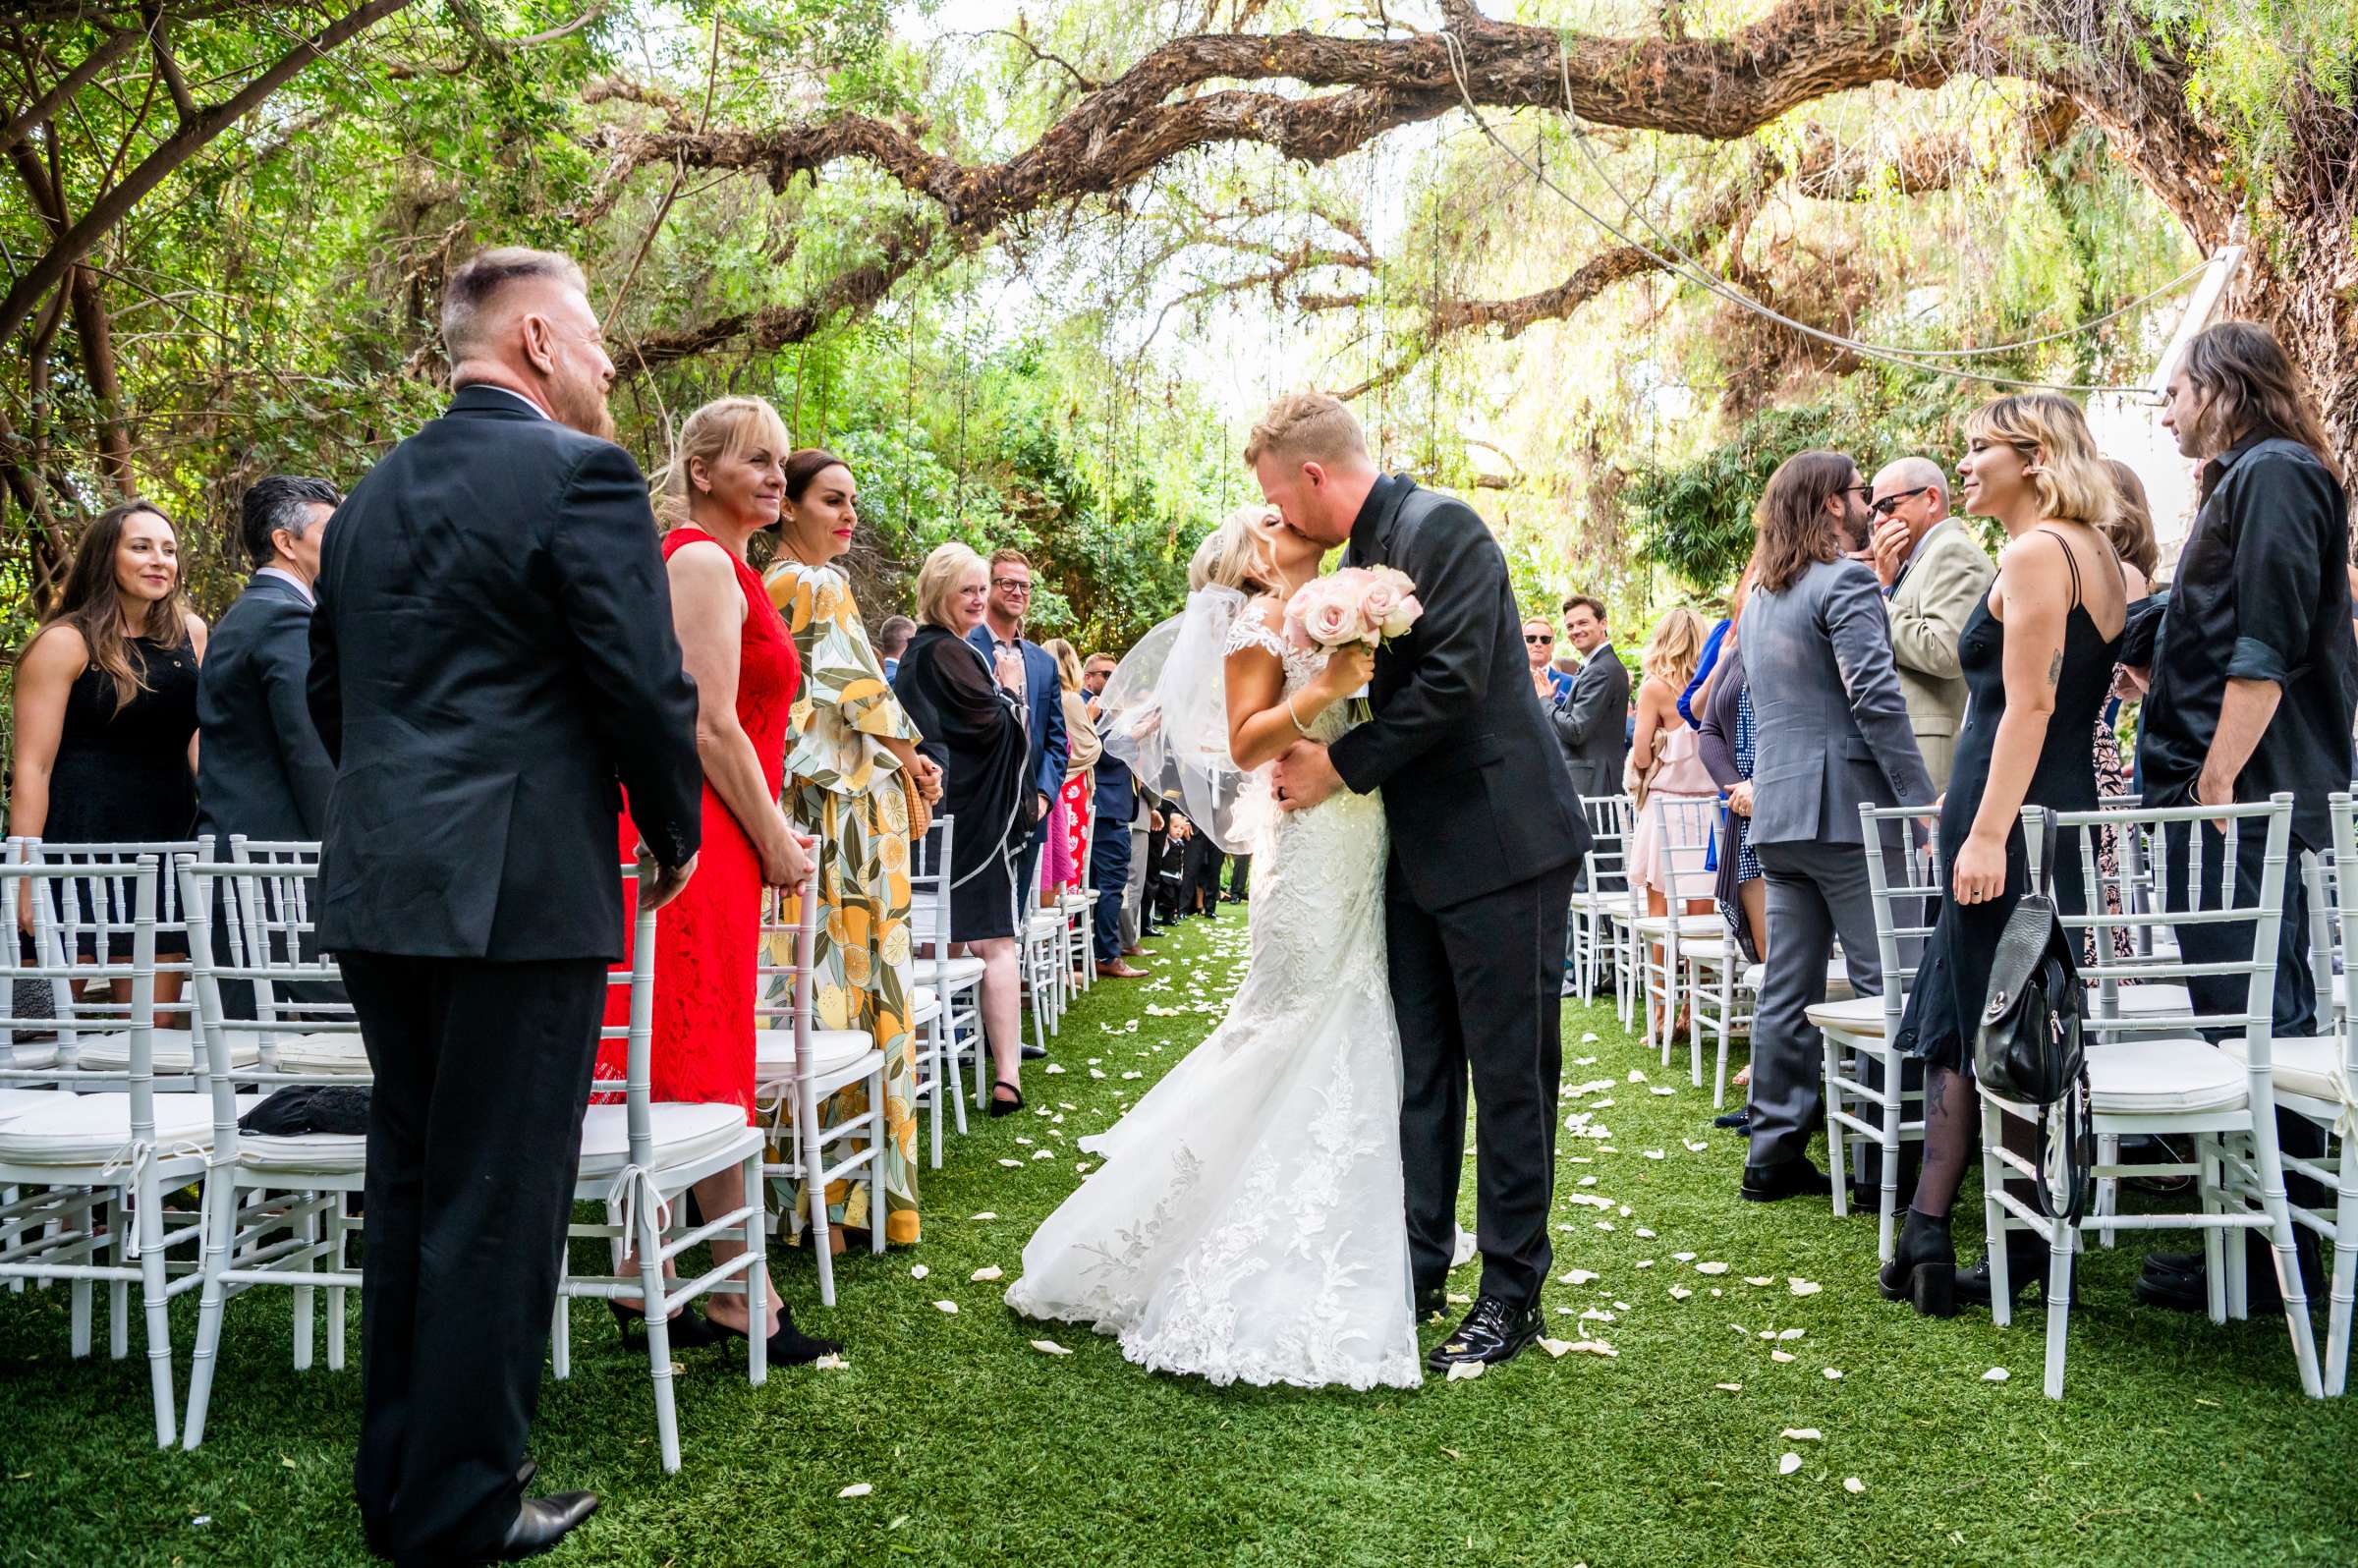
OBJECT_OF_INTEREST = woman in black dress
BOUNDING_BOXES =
[10,502,208,991]
[893,541,1033,1114]
[1881,395,2125,1316]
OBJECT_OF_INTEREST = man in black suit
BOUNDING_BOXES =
[196,474,343,1014]
[309,248,702,1567]
[1261,391,1589,1371]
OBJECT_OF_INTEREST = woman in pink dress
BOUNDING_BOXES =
[1624,607,1717,1036]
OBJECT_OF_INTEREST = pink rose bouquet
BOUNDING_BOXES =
[1284,566,1424,653]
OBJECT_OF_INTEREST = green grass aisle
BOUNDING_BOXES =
[3,904,2353,1565]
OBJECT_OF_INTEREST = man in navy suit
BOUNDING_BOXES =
[966,549,1066,967]
[196,474,343,1013]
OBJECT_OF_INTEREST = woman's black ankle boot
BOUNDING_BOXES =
[1878,1208,1957,1318]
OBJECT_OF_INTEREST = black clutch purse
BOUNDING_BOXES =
[1974,819,2095,1223]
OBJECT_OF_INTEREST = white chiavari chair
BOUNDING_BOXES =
[1019,869,1064,1052]
[1062,816,1097,993]
[1816,805,1937,1260]
[909,817,985,1159]
[754,873,886,1309]
[1628,797,1719,1065]
[176,849,368,1448]
[551,863,770,1472]
[0,857,231,1446]
[1988,796,2323,1400]
[1566,795,1629,1003]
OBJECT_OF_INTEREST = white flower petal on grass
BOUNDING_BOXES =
[1561,1268,1600,1285]
[1651,1087,1677,1097]
[1043,1063,1067,1075]
[1581,1033,1601,1044]
[1744,1276,1772,1287]
[970,1211,997,1221]
[1713,1381,1742,1392]
[1824,1368,1844,1380]
[1012,1136,1033,1146]
[1643,1149,1665,1160]
[1627,1069,1648,1084]
[1983,1367,2010,1382]
[1577,1175,1599,1187]
[1770,1350,1796,1363]
[1121,1071,1144,1080]
[1844,1477,1866,1494]
[1570,1339,1618,1358]
[970,1266,1003,1282]
[1683,1139,1709,1152]
[1594,1221,1615,1231]
[1778,1453,1803,1476]
[1076,1162,1092,1174]
[1612,1300,1631,1311]
[1668,1286,1693,1300]
[996,1158,1022,1168]
[1780,1428,1823,1441]
[1634,1227,1656,1239]
[838,1484,873,1499]
[1758,1330,1776,1341]
[1695,1261,1729,1275]
[1538,1337,1575,1359]
[1777,1328,1806,1341]
[1572,1055,1599,1067]
[1446,1291,1473,1305]
[1032,1149,1054,1161]
[1789,1279,1824,1297]
[812,1354,849,1371]
[931,1300,958,1315]
[1028,1340,1072,1357]
[1444,1360,1488,1382]
[1634,1260,1655,1269]
[1673,1251,1697,1262]
[1088,1069,1107,1080]
[910,1264,928,1280]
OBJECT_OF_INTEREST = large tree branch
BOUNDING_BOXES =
[0,0,422,350]
[1,26,142,157]
[619,219,944,372]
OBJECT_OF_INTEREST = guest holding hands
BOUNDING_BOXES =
[764,444,943,1247]
[894,543,1035,1114]
[592,394,824,1362]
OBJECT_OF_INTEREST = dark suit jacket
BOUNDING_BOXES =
[1331,476,1590,910]
[308,385,703,962]
[1550,642,1630,804]
[196,573,336,847]
[965,626,1068,806]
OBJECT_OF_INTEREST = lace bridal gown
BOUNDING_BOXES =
[1003,601,1421,1390]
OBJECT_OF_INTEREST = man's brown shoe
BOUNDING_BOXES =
[1095,960,1148,979]
[1121,945,1155,958]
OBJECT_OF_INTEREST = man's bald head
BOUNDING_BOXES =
[1872,456,1947,505]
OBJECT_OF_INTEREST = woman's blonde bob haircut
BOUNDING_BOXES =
[915,541,987,630]
[651,396,792,531]
[1189,505,1281,594]
[1964,394,2118,531]
[1641,605,1709,693]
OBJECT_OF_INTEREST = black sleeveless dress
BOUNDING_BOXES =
[1896,536,2122,1072]
[48,635,200,845]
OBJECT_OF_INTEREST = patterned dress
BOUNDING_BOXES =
[764,558,924,1246]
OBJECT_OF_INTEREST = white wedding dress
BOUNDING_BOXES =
[1003,601,1421,1390]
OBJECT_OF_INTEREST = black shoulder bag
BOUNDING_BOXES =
[1974,817,2096,1225]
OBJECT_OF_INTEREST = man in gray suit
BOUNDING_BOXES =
[1868,457,1995,790]
[1551,594,1629,804]
[1739,452,1935,1202]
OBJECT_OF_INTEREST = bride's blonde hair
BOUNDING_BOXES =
[1189,505,1280,594]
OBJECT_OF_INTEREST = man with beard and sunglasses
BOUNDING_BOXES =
[309,247,703,1566]
[1867,456,1995,792]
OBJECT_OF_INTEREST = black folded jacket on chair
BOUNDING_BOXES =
[238,1084,372,1137]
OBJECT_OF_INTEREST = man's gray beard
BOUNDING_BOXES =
[550,375,616,442]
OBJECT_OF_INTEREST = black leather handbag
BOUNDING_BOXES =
[1975,821,2096,1223]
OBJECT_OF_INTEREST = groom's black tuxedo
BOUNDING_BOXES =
[1333,474,1586,1312]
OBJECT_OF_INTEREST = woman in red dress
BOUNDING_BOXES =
[597,395,832,1364]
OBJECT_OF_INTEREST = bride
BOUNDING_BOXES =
[1002,506,1421,1390]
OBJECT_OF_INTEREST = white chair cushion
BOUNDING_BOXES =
[911,985,941,1024]
[0,1043,61,1071]
[238,1132,365,1175]
[1806,994,1889,1036]
[577,1101,753,1183]
[1568,888,1621,912]
[0,1091,264,1166]
[1744,962,1854,1001]
[753,1028,877,1081]
[0,1088,67,1124]
[72,1027,261,1073]
[1025,912,1063,936]
[2085,1038,2249,1115]
[1681,937,1729,964]
[2092,982,2196,1017]
[273,1032,371,1076]
[2223,1035,2348,1103]
[1633,915,1720,937]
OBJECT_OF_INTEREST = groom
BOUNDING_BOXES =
[1259,391,1590,1369]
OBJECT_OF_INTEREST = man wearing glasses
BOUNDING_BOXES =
[1866,457,1994,791]
[967,551,1068,1024]
[1523,616,1574,702]
[1549,594,1629,809]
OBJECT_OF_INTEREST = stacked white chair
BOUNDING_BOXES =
[1817,805,1938,1260]
[20,838,230,1078]
[1062,822,1097,994]
[1626,797,1720,1065]
[551,864,770,1471]
[176,848,368,1448]
[1018,870,1064,1051]
[1987,795,2323,1399]
[754,873,886,1308]
[909,816,985,1159]
[1566,794,1630,1003]
[0,857,218,1446]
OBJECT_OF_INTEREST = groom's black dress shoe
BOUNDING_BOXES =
[491,1491,599,1562]
[1740,1158,1832,1204]
[1414,1285,1449,1322]
[1427,1295,1542,1371]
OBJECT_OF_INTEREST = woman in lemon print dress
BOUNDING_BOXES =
[765,447,943,1247]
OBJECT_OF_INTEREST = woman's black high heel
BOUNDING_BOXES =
[710,1303,842,1366]
[988,1079,1025,1118]
[609,1299,729,1349]
[1878,1209,1957,1317]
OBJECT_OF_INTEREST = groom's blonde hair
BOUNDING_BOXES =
[1243,390,1369,470]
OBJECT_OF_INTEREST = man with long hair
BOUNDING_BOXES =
[2130,319,2355,1313]
[1736,450,1934,1204]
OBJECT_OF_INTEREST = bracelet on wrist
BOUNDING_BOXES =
[1286,695,1314,737]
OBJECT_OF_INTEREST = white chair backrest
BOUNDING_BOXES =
[177,853,358,1085]
[1856,803,1944,1031]
[598,865,663,1178]
[1581,794,1631,890]
[1650,796,1719,912]
[2038,796,2293,1062]
[0,856,161,1119]
[2324,794,2358,1093]
[16,838,200,1033]
[908,815,955,968]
